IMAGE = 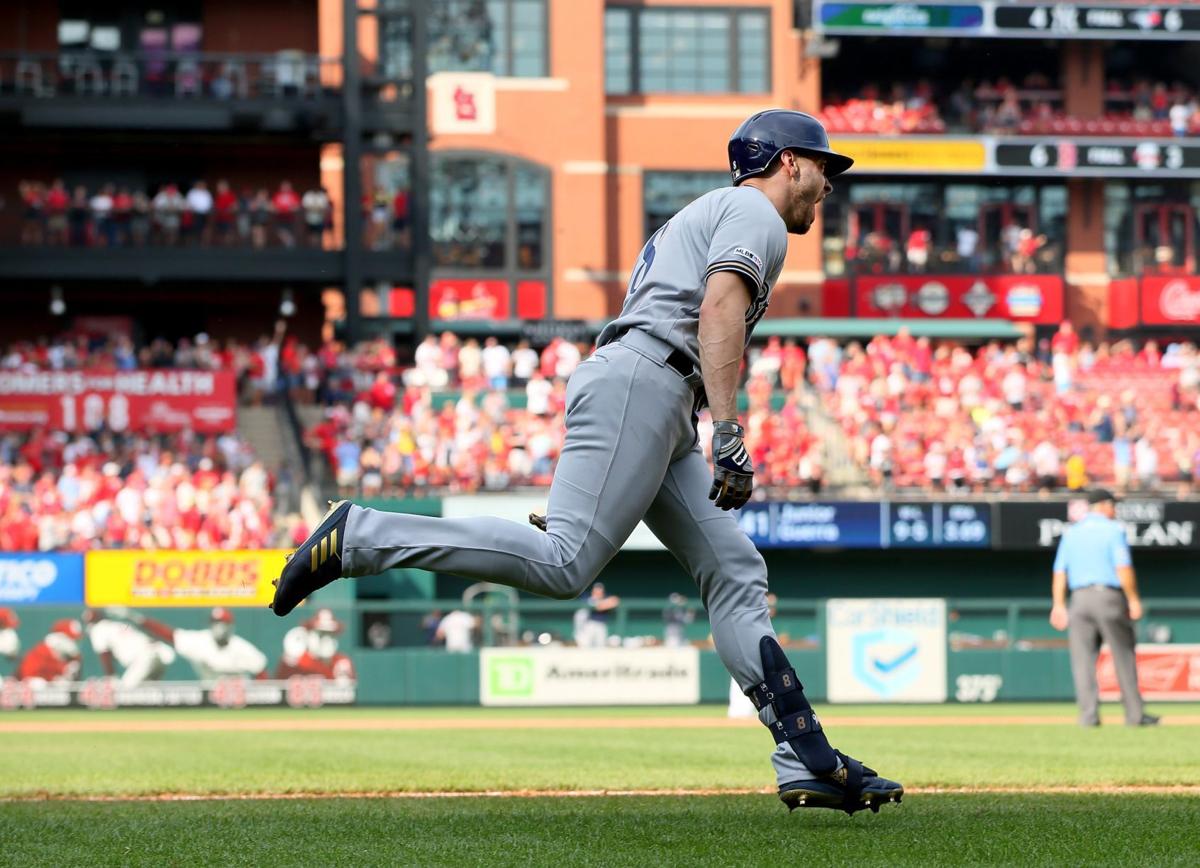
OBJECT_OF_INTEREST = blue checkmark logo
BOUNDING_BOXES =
[853,629,922,697]
[872,644,918,675]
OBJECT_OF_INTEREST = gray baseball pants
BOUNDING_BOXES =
[1068,585,1145,725]
[341,328,816,784]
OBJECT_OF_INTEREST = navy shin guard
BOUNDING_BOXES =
[745,636,839,778]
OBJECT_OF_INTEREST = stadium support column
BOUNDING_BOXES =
[342,0,364,345]
[411,0,432,340]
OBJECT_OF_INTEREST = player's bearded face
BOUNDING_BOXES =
[212,622,233,644]
[787,156,830,235]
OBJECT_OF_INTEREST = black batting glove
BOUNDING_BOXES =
[709,420,753,511]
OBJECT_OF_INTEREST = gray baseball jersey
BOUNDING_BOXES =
[339,180,813,789]
[597,185,789,367]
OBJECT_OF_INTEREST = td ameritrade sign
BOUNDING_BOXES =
[480,647,700,706]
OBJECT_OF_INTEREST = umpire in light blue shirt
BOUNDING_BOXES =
[1049,490,1157,727]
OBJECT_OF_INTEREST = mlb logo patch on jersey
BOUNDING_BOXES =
[733,247,763,271]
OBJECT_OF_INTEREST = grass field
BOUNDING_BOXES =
[2,703,1198,866]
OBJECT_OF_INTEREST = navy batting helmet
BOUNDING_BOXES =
[728,109,853,185]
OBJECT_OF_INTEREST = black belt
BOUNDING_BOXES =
[666,348,693,378]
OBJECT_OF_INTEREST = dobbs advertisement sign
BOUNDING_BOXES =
[85,550,288,607]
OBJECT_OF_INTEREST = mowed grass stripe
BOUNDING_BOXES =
[1,715,1195,797]
[2,794,1198,867]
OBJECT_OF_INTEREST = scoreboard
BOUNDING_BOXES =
[737,501,993,550]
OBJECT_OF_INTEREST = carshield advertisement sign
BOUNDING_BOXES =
[826,599,947,702]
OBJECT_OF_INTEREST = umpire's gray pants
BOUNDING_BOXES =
[1068,585,1145,725]
[342,329,815,783]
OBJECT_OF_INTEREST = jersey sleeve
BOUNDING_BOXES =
[88,622,112,654]
[704,191,787,298]
[171,628,206,662]
[236,637,268,675]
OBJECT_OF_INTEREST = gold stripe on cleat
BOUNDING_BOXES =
[311,545,319,572]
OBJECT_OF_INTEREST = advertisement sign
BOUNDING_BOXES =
[996,500,1200,550]
[826,598,947,703]
[85,550,289,607]
[0,370,236,433]
[1098,644,1200,701]
[429,279,511,321]
[739,502,883,549]
[1140,276,1200,326]
[854,275,1064,323]
[0,554,84,604]
[0,678,355,710]
[828,138,986,174]
[995,141,1200,178]
[479,647,700,706]
[814,2,1200,41]
[817,2,985,33]
[429,72,496,135]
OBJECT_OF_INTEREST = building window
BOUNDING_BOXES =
[431,153,550,272]
[1105,181,1200,277]
[821,180,1067,276]
[382,0,548,79]
[605,6,770,95]
[643,172,729,236]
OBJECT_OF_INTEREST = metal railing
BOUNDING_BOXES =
[0,51,342,101]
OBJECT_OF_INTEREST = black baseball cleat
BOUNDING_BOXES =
[779,752,904,816]
[270,500,352,617]
[1133,714,1160,727]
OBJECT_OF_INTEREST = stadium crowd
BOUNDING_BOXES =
[15,178,333,249]
[0,428,295,552]
[307,328,1200,497]
[812,325,1200,492]
[306,332,821,496]
[820,77,1200,137]
[6,323,1198,554]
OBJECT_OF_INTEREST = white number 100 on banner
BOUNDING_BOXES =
[60,394,130,431]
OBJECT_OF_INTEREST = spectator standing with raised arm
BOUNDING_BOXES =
[1050,490,1157,727]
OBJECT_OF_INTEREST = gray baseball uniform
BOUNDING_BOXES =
[341,185,817,784]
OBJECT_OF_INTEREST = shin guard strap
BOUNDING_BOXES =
[766,708,823,744]
[745,667,802,711]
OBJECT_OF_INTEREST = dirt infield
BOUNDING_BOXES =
[1,714,1198,735]
[6,785,1200,803]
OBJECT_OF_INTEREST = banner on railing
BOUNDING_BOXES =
[0,370,236,432]
[85,550,289,607]
[851,275,1064,323]
[0,677,355,710]
[0,554,84,604]
[1098,644,1200,701]
[480,647,700,706]
[996,500,1199,550]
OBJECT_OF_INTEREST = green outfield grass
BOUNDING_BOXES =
[1,704,1197,866]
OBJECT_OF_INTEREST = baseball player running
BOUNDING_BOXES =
[272,110,902,814]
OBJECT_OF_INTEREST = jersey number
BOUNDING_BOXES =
[629,226,664,295]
